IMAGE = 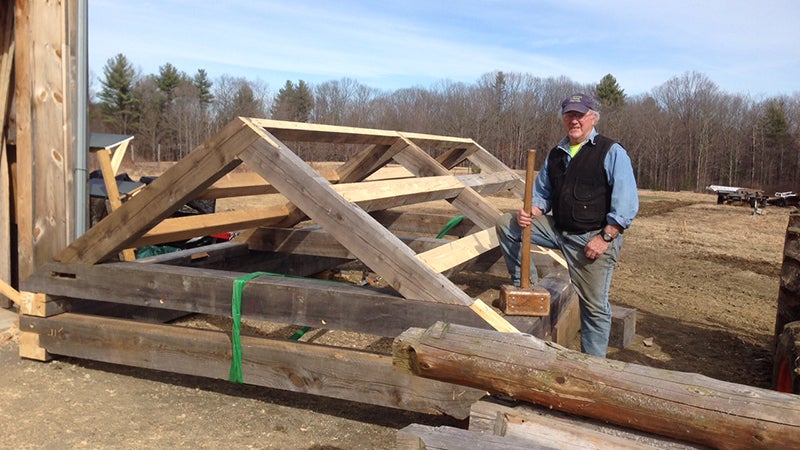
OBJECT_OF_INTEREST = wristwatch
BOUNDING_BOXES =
[601,231,615,242]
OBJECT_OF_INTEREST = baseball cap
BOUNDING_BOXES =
[561,93,598,115]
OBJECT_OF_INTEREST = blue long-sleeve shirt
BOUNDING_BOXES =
[532,129,639,230]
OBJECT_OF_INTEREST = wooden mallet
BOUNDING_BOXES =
[499,149,551,316]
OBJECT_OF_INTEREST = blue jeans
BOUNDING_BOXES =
[495,212,621,357]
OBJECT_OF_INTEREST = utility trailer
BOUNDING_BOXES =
[707,184,769,208]
[768,191,800,208]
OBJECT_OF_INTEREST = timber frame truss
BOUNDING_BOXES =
[19,118,574,419]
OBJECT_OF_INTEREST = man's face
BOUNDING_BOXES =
[562,110,597,145]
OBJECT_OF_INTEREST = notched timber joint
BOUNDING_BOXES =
[50,271,77,280]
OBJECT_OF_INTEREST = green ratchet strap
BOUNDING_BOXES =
[229,272,270,383]
[228,272,319,383]
[437,215,465,239]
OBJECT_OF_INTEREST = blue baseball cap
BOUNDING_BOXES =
[561,93,598,115]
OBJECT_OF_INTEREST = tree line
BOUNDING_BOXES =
[93,53,799,193]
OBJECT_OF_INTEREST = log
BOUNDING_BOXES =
[392,321,800,450]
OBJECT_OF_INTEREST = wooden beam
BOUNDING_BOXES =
[394,134,502,229]
[134,175,467,248]
[466,141,526,198]
[95,147,136,261]
[0,278,21,307]
[22,261,552,338]
[58,119,256,264]
[435,144,477,170]
[21,313,486,419]
[0,0,13,307]
[336,141,404,183]
[133,205,291,248]
[393,321,800,450]
[397,423,533,450]
[416,228,498,274]
[469,398,683,449]
[14,0,34,280]
[248,118,474,147]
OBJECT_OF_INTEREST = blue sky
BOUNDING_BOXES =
[89,0,798,98]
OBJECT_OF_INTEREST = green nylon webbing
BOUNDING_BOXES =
[229,271,270,383]
[228,272,319,383]
[437,215,465,239]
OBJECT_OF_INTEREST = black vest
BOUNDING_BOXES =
[547,135,615,233]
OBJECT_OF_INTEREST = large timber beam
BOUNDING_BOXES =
[22,262,554,337]
[20,313,486,419]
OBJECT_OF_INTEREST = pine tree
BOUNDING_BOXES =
[596,73,626,111]
[98,53,139,133]
[271,80,315,122]
[193,69,214,106]
[156,62,185,104]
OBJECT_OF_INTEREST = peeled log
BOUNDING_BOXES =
[392,321,800,450]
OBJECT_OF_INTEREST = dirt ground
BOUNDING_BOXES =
[0,188,789,449]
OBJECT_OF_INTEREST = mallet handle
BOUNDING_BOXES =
[520,149,535,289]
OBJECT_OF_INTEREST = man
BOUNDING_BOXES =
[495,93,639,357]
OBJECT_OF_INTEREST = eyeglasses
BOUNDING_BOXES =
[562,111,594,122]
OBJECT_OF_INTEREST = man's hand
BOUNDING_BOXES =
[516,206,543,228]
[584,235,611,260]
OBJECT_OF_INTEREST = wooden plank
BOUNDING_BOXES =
[0,0,13,306]
[336,175,465,209]
[246,226,451,257]
[109,139,130,175]
[0,137,10,308]
[396,424,534,450]
[457,171,520,197]
[22,261,548,338]
[394,134,502,229]
[393,321,800,450]
[435,144,477,170]
[21,312,486,419]
[135,175,467,248]
[30,0,73,270]
[416,228,498,274]
[249,118,474,147]
[58,119,256,264]
[0,278,21,307]
[466,142,525,198]
[239,121,518,332]
[195,164,415,200]
[14,0,34,280]
[133,205,291,247]
[95,147,136,261]
[336,141,404,183]
[469,398,689,450]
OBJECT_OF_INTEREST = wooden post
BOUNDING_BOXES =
[15,0,78,280]
[393,321,800,450]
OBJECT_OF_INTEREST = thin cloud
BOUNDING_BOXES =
[89,0,798,97]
